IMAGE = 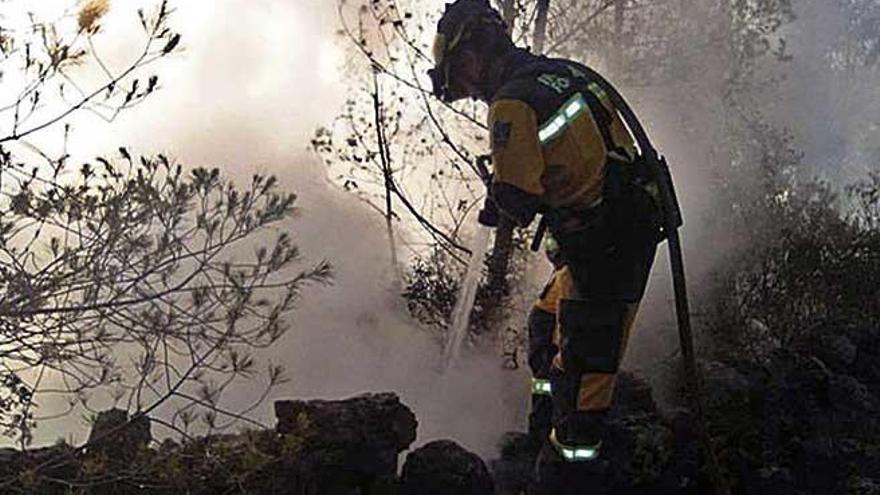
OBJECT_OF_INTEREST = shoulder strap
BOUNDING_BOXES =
[579,86,628,160]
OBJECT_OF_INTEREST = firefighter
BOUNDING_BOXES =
[429,0,662,490]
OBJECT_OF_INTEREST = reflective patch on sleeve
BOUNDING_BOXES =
[491,121,512,151]
[489,99,545,196]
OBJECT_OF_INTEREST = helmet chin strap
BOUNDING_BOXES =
[474,63,493,101]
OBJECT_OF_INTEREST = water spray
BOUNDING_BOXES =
[442,156,496,373]
[442,225,491,372]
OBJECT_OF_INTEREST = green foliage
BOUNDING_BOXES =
[626,415,673,485]
[402,229,533,353]
[702,120,880,360]
[0,427,313,494]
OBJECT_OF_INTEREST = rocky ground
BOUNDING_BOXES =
[701,323,880,494]
[0,324,876,494]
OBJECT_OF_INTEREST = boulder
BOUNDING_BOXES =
[743,466,797,495]
[401,440,493,495]
[612,372,658,416]
[852,326,880,388]
[275,392,417,493]
[491,432,538,494]
[84,409,151,467]
[797,327,859,372]
[700,361,752,413]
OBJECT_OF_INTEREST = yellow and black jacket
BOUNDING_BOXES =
[487,50,637,227]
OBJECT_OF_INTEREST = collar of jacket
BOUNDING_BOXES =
[481,47,537,102]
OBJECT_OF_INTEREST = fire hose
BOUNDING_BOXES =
[569,67,729,495]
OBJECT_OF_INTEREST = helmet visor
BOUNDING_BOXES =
[432,33,448,65]
[428,33,471,103]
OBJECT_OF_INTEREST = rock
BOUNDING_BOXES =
[275,392,417,493]
[497,431,540,459]
[841,439,880,486]
[740,340,880,493]
[825,334,858,366]
[793,436,845,493]
[743,466,797,495]
[401,440,493,495]
[275,392,416,453]
[806,332,858,371]
[848,476,880,495]
[87,409,127,443]
[491,432,538,494]
[612,372,657,416]
[0,448,16,463]
[490,371,701,495]
[829,375,876,412]
[853,327,880,388]
[85,409,151,466]
[827,375,880,447]
[603,412,677,491]
[701,361,752,413]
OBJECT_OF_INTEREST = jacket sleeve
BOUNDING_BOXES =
[488,99,545,227]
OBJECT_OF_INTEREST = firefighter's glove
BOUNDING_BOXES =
[478,193,501,228]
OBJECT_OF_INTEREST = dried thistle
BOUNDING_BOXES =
[78,0,111,33]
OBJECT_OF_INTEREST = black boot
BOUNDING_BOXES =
[528,393,553,451]
[531,439,610,495]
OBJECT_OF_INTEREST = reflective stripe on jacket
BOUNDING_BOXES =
[488,53,637,225]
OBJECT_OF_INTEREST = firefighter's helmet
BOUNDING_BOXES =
[428,0,511,103]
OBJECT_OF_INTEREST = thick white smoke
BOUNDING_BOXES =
[19,0,528,457]
[17,0,878,459]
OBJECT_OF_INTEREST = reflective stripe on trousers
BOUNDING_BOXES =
[531,377,552,396]
[549,427,601,462]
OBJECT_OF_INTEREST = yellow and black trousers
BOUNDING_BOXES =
[528,182,660,453]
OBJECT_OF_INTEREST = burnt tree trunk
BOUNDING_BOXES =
[485,218,516,313]
[614,0,625,71]
[498,0,516,32]
[534,0,551,54]
[484,1,551,333]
